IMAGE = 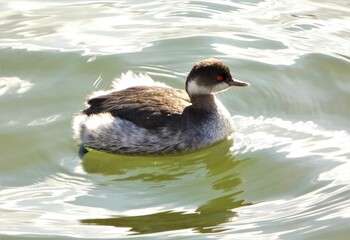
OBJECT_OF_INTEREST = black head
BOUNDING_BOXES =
[185,58,249,97]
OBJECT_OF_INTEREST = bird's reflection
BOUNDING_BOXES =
[81,192,250,234]
[79,138,251,234]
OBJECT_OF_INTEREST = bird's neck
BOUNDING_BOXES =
[189,94,218,111]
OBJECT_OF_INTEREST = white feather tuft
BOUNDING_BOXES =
[111,71,169,91]
[87,90,113,100]
[85,71,169,103]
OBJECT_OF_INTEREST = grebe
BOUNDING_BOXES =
[73,58,249,154]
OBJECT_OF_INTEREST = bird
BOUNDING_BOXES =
[72,58,249,155]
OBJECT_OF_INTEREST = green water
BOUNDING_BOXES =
[1,0,350,239]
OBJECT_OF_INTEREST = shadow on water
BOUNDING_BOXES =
[79,139,251,234]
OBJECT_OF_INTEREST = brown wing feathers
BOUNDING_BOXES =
[83,86,191,129]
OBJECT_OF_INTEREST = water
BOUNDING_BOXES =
[1,0,349,239]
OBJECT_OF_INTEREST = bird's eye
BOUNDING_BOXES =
[216,75,224,81]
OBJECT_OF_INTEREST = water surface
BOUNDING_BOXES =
[1,0,349,239]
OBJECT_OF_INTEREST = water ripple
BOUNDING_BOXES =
[1,115,349,238]
[1,0,349,239]
[1,0,349,60]
[0,77,33,96]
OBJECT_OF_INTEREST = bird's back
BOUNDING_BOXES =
[83,86,191,130]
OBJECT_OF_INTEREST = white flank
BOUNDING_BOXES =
[72,113,114,140]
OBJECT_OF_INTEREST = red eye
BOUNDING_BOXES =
[216,75,224,81]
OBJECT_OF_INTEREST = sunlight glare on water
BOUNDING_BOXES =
[0,0,349,239]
